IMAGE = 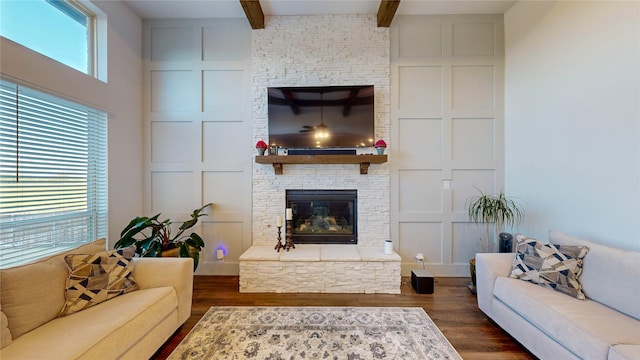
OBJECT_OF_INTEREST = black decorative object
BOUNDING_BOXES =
[275,225,284,252]
[499,232,513,253]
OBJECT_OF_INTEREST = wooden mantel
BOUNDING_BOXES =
[255,154,388,175]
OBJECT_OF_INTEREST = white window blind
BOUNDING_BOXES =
[0,80,107,268]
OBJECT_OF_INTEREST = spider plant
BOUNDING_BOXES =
[466,189,524,253]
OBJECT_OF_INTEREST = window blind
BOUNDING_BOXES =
[0,80,107,268]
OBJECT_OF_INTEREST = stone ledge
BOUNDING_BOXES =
[239,245,401,294]
[239,245,402,262]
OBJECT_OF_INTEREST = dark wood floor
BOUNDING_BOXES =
[151,276,535,359]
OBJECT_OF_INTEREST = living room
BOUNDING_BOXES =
[1,0,638,359]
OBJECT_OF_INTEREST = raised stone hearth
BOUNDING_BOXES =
[239,245,401,293]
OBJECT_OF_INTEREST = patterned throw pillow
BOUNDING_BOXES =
[510,234,589,299]
[59,246,138,317]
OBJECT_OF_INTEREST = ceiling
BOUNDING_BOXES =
[123,0,517,20]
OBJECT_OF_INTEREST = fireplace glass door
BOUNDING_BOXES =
[286,190,357,244]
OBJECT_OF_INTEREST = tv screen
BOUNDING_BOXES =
[268,85,374,149]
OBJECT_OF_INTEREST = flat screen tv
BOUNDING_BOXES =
[268,85,374,149]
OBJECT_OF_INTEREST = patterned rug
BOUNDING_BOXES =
[168,306,461,360]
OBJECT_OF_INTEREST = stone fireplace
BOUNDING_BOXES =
[250,15,390,248]
[239,15,399,294]
[287,189,357,245]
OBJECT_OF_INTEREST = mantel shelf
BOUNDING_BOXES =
[255,154,388,175]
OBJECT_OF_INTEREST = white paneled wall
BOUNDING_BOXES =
[391,15,505,276]
[143,19,252,275]
[251,15,390,247]
[142,14,505,276]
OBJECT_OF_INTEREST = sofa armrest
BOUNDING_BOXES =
[131,257,193,325]
[475,253,514,317]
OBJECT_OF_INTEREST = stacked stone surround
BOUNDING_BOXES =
[242,14,398,293]
[240,245,401,294]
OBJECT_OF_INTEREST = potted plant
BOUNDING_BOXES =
[256,140,268,155]
[466,189,523,292]
[374,139,387,155]
[114,203,212,270]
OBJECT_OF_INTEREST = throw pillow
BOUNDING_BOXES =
[510,234,589,300]
[59,246,138,317]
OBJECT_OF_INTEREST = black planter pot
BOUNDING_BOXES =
[499,232,513,253]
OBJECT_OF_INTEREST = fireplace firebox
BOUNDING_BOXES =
[286,190,357,244]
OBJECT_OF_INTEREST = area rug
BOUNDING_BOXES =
[168,306,462,360]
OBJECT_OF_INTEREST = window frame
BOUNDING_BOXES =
[0,0,98,77]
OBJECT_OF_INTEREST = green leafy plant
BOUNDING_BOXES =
[114,203,212,270]
[466,189,524,253]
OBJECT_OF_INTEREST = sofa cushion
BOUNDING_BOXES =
[0,239,107,339]
[549,230,640,320]
[609,345,640,360]
[494,276,640,360]
[59,246,138,317]
[0,286,178,360]
[0,310,11,349]
[510,234,589,299]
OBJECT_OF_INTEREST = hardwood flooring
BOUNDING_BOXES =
[151,276,535,359]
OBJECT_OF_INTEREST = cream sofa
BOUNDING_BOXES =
[476,230,640,360]
[0,239,193,360]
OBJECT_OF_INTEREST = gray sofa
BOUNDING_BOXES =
[476,230,640,359]
[1,239,193,359]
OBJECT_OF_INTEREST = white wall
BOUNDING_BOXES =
[505,1,640,250]
[0,1,143,247]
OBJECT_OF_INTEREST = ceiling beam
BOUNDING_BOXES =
[377,0,400,27]
[239,0,264,29]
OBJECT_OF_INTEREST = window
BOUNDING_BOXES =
[0,80,107,268]
[0,0,95,75]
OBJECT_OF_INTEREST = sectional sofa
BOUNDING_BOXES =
[476,230,640,359]
[0,239,193,359]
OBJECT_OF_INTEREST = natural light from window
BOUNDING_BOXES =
[0,0,93,74]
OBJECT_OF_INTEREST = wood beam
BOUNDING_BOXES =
[377,0,400,27]
[239,0,264,29]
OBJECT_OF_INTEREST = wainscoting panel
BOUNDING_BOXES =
[397,66,443,117]
[150,70,198,112]
[398,222,443,264]
[150,171,195,214]
[202,122,245,164]
[451,169,496,214]
[398,170,443,213]
[144,19,252,275]
[452,65,495,113]
[451,118,495,163]
[151,122,195,162]
[397,118,443,167]
[397,17,443,58]
[202,70,246,117]
[391,15,504,276]
[150,27,195,62]
[452,22,496,57]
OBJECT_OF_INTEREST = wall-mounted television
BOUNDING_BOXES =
[268,85,374,149]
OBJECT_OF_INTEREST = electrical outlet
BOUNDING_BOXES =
[415,253,424,263]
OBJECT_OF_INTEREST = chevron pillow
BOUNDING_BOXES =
[510,234,589,299]
[59,246,138,317]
